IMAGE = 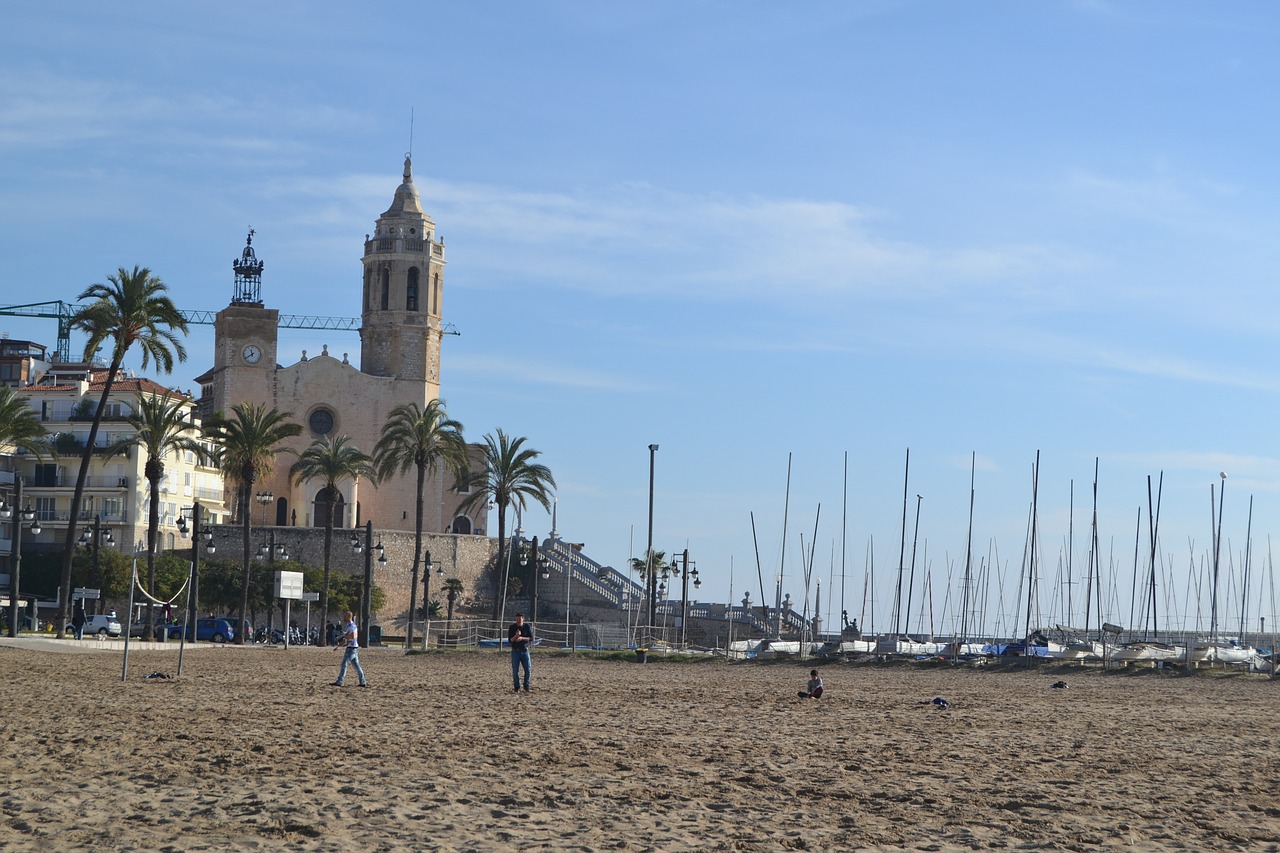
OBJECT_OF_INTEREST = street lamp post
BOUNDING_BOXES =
[255,491,274,526]
[3,476,40,637]
[675,549,699,649]
[78,514,114,616]
[518,538,551,627]
[177,502,215,626]
[360,521,373,647]
[421,550,441,650]
[646,444,658,644]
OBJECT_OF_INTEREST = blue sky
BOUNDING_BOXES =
[5,2,1280,638]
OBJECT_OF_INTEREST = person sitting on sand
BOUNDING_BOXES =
[798,669,823,699]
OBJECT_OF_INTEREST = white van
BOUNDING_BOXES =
[67,614,122,638]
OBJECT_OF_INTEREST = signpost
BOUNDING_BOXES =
[274,571,304,649]
[301,591,319,644]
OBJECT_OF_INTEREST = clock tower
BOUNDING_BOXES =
[196,231,279,417]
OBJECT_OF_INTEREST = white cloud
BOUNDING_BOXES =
[449,353,645,392]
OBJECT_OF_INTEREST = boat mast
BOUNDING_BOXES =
[892,448,910,637]
[840,451,848,644]
[958,451,976,654]
[775,453,792,638]
[1211,473,1226,646]
[1239,495,1253,641]
[1023,451,1041,664]
[903,494,923,637]
[1145,473,1163,639]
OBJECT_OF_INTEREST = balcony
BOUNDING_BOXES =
[24,475,130,489]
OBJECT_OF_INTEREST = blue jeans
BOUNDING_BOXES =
[336,646,366,685]
[511,648,531,690]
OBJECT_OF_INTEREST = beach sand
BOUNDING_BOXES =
[1,642,1278,851]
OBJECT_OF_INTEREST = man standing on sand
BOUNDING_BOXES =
[508,612,533,693]
[331,610,367,688]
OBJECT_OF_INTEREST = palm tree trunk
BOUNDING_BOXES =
[237,475,253,644]
[56,358,123,637]
[492,499,508,622]
[320,501,333,645]
[145,472,160,640]
[407,462,425,649]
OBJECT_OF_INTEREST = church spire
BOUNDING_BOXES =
[232,228,265,305]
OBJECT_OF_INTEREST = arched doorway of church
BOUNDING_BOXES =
[275,496,288,526]
[451,516,472,535]
[313,487,346,529]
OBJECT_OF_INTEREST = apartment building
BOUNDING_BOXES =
[13,375,227,557]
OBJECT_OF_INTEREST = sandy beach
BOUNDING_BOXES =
[1,642,1278,852]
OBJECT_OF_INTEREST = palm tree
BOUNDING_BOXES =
[203,403,301,643]
[0,387,48,457]
[443,577,464,636]
[629,550,669,585]
[372,400,467,649]
[57,266,188,636]
[456,429,555,622]
[117,392,204,639]
[291,434,375,643]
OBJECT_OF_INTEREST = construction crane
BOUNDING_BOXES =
[0,300,457,363]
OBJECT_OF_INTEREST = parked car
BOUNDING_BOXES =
[127,619,180,639]
[66,614,122,638]
[174,618,236,643]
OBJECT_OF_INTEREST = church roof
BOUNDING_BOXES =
[381,155,425,218]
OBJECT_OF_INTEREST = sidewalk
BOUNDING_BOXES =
[0,636,228,653]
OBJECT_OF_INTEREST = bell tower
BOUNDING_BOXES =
[359,155,444,398]
[195,230,279,418]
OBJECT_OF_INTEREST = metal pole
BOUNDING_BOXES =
[680,548,689,649]
[646,444,658,643]
[8,476,23,638]
[564,540,572,650]
[531,538,539,625]
[177,501,201,676]
[361,520,373,647]
[121,546,140,681]
[91,514,101,616]
[423,548,432,650]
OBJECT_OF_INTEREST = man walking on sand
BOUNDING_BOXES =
[509,612,533,693]
[331,610,367,688]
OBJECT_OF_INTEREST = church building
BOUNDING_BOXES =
[195,157,483,537]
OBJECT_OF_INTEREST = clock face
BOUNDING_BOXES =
[242,344,263,365]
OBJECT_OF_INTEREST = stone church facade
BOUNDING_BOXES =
[195,157,484,540]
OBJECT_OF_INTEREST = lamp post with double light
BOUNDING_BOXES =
[256,528,291,635]
[349,523,384,647]
[670,549,700,649]
[3,477,40,637]
[421,549,442,649]
[518,537,550,627]
[78,514,114,615]
[255,491,274,526]
[176,503,215,630]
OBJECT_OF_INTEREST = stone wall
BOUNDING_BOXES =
[210,525,498,630]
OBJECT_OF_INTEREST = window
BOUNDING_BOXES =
[432,272,440,313]
[407,267,419,311]
[33,464,59,487]
[309,408,335,436]
[380,269,390,310]
[35,496,56,521]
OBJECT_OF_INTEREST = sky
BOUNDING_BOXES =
[5,1,1280,640]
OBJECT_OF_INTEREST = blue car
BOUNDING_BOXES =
[173,618,236,643]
